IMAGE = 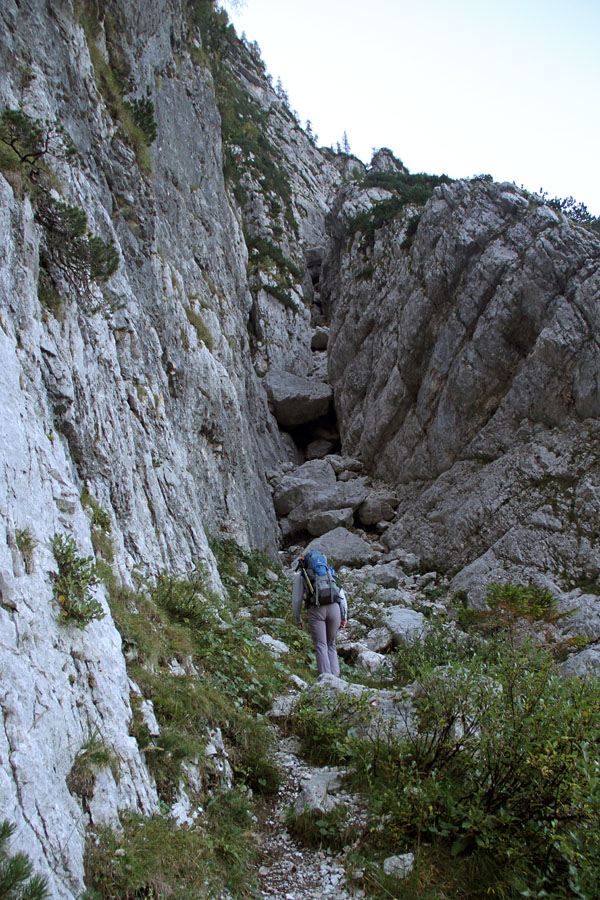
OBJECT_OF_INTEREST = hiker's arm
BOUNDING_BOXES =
[338,588,348,626]
[291,572,304,626]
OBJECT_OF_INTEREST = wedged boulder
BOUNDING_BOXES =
[307,507,354,537]
[306,439,335,460]
[263,370,332,427]
[273,459,336,516]
[304,527,378,568]
[311,328,329,351]
[381,607,427,645]
[279,479,369,537]
[326,455,364,475]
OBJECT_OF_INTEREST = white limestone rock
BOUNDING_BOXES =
[381,607,427,645]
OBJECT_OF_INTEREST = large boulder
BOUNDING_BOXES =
[272,459,336,516]
[307,507,354,536]
[279,478,369,537]
[381,607,427,645]
[304,527,377,568]
[357,492,398,526]
[263,371,332,427]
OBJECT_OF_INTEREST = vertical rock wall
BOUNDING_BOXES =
[0,2,332,894]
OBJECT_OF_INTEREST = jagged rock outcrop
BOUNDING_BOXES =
[324,176,600,590]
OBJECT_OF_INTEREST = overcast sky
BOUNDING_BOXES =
[226,0,600,215]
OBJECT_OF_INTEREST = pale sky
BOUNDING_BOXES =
[227,0,600,216]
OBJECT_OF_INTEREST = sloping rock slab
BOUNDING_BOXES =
[264,371,332,427]
[304,527,378,568]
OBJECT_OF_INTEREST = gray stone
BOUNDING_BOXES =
[560,645,600,677]
[369,563,407,588]
[325,174,600,588]
[364,627,393,653]
[381,607,427,645]
[257,634,290,657]
[263,370,332,427]
[306,439,335,460]
[383,853,415,879]
[304,528,378,568]
[273,460,336,516]
[307,507,354,537]
[293,767,343,815]
[356,647,388,674]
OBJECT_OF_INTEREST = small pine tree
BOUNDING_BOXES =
[342,131,351,154]
[0,821,49,900]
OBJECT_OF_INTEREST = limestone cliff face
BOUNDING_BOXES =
[323,176,600,591]
[0,1,330,894]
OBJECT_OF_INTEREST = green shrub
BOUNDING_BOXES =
[1,107,119,302]
[0,821,48,900]
[36,195,119,295]
[15,526,36,574]
[122,96,157,146]
[546,195,600,235]
[66,731,119,804]
[84,794,258,900]
[81,488,114,561]
[485,581,559,620]
[50,533,105,627]
[152,566,212,629]
[300,633,600,899]
[349,171,452,247]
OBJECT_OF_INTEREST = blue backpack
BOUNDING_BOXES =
[299,551,341,607]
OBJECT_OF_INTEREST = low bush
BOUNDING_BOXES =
[15,526,36,574]
[1,107,119,305]
[349,170,452,247]
[50,533,105,627]
[66,731,119,805]
[289,619,600,898]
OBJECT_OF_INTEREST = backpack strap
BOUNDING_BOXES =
[297,556,316,603]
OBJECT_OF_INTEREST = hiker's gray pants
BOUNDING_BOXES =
[307,603,341,676]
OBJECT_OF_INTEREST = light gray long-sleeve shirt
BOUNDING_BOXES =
[291,570,348,623]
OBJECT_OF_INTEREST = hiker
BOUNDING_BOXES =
[292,550,348,676]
